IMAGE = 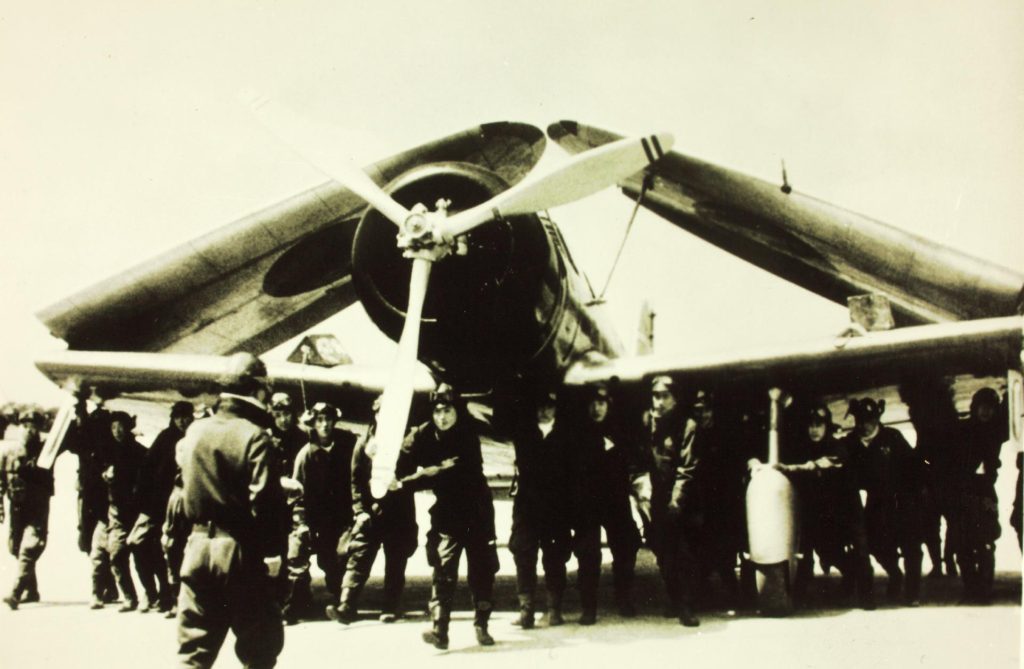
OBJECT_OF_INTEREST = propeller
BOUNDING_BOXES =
[243,93,673,497]
[439,132,673,239]
[368,257,431,497]
[243,92,412,227]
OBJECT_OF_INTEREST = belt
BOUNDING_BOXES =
[192,521,233,539]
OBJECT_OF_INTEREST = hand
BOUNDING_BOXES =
[747,459,767,473]
[264,556,282,578]
[356,512,371,525]
[440,457,458,468]
[388,478,403,492]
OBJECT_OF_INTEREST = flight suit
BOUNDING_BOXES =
[335,431,417,619]
[64,404,117,602]
[270,424,306,484]
[103,434,147,608]
[128,422,184,610]
[844,426,925,604]
[0,430,54,605]
[571,417,641,618]
[951,414,1005,602]
[773,433,873,605]
[162,477,189,616]
[643,407,701,620]
[396,418,499,641]
[695,419,746,608]
[177,396,288,669]
[283,428,356,619]
[508,418,572,623]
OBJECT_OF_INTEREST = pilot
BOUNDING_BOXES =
[176,352,288,668]
[128,401,193,613]
[269,392,305,476]
[328,397,418,625]
[951,388,1006,604]
[392,384,499,649]
[690,390,744,612]
[841,398,925,607]
[64,392,118,607]
[282,401,357,624]
[768,403,874,608]
[0,409,55,610]
[508,390,572,629]
[572,383,642,624]
[642,375,701,627]
[103,411,147,612]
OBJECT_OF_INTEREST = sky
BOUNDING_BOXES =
[1,0,1022,405]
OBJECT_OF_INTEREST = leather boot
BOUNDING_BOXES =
[326,587,358,624]
[513,594,535,629]
[546,591,564,626]
[422,609,450,650]
[474,604,495,646]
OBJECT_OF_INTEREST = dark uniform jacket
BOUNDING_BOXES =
[0,431,54,519]
[397,417,491,534]
[65,405,112,516]
[271,424,306,480]
[138,424,185,520]
[952,415,1005,545]
[510,420,572,529]
[179,396,288,559]
[643,407,700,517]
[571,418,632,527]
[351,431,416,529]
[103,436,147,526]
[291,428,357,533]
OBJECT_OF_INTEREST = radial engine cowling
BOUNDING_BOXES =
[352,162,566,392]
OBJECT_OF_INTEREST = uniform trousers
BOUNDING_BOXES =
[177,528,283,669]
[508,510,570,609]
[573,502,641,610]
[6,502,49,598]
[340,514,417,613]
[425,526,499,625]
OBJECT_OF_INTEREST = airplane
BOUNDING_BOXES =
[30,106,1024,611]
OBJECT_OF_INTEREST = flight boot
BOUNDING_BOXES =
[474,605,495,647]
[422,619,450,650]
[678,606,700,628]
[326,587,358,624]
[513,594,535,629]
[546,591,564,627]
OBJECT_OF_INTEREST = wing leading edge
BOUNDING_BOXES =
[548,121,1023,325]
[565,316,1024,398]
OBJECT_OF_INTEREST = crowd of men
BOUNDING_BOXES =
[0,353,1021,668]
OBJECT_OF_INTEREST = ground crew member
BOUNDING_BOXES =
[282,402,357,624]
[1,410,54,609]
[508,390,572,629]
[951,388,1006,604]
[571,384,641,624]
[841,398,925,607]
[64,393,118,606]
[642,376,701,627]
[103,411,147,612]
[394,384,499,649]
[328,398,418,624]
[129,401,193,613]
[176,352,288,669]
[269,393,305,476]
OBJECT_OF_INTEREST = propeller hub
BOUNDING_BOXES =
[397,202,456,262]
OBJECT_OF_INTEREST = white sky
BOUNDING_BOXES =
[1,0,1022,405]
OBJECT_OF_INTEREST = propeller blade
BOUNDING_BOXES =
[243,92,411,226]
[369,257,432,497]
[440,132,673,239]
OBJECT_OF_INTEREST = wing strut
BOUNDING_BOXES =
[593,172,654,303]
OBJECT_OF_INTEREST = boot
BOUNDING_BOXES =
[578,608,597,626]
[422,618,449,650]
[513,594,535,629]
[678,605,700,628]
[3,584,20,611]
[474,605,495,646]
[326,587,358,624]
[615,591,636,618]
[546,591,564,627]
